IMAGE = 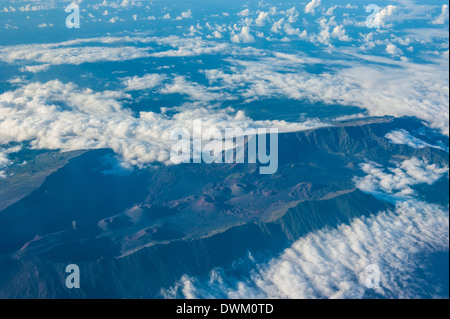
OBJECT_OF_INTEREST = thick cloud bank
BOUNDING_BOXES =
[163,200,449,299]
[0,80,322,168]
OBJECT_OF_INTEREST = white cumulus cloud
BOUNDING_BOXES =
[231,26,255,44]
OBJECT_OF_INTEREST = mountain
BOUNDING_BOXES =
[0,116,448,298]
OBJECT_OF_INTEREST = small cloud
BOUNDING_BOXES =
[20,64,51,73]
[331,25,350,41]
[4,24,18,30]
[385,129,447,151]
[212,31,222,39]
[355,158,448,197]
[181,9,192,19]
[37,23,53,28]
[271,18,284,33]
[371,5,396,28]
[237,9,250,17]
[121,74,166,91]
[176,9,192,20]
[108,17,119,23]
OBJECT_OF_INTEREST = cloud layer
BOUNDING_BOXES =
[0,80,323,168]
[163,199,449,299]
